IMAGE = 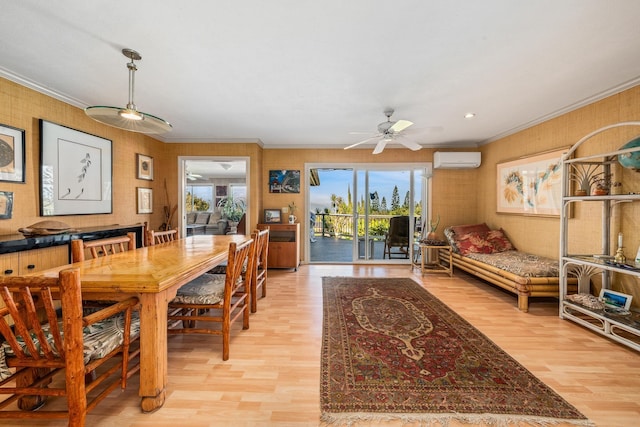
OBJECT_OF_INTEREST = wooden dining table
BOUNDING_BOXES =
[35,234,251,413]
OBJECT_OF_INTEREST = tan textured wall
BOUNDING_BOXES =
[261,148,480,259]
[478,85,640,261]
[0,77,163,234]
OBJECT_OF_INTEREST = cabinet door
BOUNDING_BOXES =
[19,245,70,275]
[0,252,19,276]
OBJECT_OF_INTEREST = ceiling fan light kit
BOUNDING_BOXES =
[85,48,172,134]
[345,108,421,154]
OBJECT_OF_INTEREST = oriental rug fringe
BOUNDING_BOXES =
[321,277,593,426]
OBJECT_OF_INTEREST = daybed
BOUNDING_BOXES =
[441,223,576,312]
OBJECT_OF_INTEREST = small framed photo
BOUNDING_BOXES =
[137,187,153,214]
[0,191,13,219]
[599,288,632,310]
[0,123,25,183]
[215,185,227,197]
[264,209,281,224]
[137,153,154,180]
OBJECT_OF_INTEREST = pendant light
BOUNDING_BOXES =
[85,48,172,134]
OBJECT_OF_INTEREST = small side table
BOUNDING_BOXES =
[414,243,453,276]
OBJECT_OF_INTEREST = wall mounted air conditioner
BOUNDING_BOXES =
[433,151,481,169]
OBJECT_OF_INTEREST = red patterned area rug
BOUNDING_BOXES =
[321,277,593,426]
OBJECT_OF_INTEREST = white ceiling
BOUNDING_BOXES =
[2,1,640,151]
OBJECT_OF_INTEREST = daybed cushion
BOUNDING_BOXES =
[462,250,560,278]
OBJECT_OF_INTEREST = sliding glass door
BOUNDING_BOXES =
[307,163,431,264]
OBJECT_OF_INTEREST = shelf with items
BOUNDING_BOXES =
[559,121,640,351]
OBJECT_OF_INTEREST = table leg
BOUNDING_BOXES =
[138,292,168,413]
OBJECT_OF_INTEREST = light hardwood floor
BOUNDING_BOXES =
[5,265,640,427]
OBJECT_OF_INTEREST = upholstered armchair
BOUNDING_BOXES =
[206,214,228,235]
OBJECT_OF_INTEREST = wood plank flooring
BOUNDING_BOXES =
[5,265,640,426]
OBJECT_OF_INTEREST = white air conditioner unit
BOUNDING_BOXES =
[433,151,481,169]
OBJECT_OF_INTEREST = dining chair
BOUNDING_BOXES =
[0,268,140,426]
[167,238,255,361]
[147,228,178,245]
[71,232,137,262]
[250,228,269,313]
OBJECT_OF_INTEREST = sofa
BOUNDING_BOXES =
[186,212,228,235]
[441,223,577,312]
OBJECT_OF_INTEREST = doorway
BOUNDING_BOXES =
[306,163,431,264]
[178,157,250,237]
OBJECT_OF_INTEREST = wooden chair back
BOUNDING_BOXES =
[249,228,269,312]
[0,268,139,425]
[147,228,178,246]
[168,237,255,360]
[71,232,136,262]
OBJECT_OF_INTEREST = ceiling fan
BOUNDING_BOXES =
[344,108,422,154]
[186,169,203,181]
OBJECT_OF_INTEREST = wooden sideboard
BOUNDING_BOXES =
[257,223,300,270]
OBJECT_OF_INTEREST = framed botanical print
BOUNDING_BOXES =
[137,153,154,180]
[39,120,112,216]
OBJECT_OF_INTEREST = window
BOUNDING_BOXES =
[186,185,213,212]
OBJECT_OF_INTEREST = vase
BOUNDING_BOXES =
[574,189,588,197]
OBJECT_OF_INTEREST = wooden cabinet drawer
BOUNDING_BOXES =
[18,245,70,275]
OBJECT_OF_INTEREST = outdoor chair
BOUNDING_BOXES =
[167,238,255,360]
[383,216,410,259]
[0,268,140,426]
[147,228,178,245]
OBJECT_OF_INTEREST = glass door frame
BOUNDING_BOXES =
[305,162,432,264]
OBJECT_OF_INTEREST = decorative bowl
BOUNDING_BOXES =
[618,136,640,171]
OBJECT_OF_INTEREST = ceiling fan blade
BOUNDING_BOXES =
[372,140,387,155]
[344,134,382,150]
[396,136,422,151]
[389,119,413,133]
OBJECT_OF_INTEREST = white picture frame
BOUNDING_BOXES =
[599,288,632,310]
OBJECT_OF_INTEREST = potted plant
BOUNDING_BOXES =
[592,173,620,195]
[569,164,603,196]
[217,194,246,223]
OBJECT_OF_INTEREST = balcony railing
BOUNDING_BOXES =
[311,213,422,240]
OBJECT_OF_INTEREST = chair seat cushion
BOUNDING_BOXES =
[171,273,226,305]
[0,312,140,381]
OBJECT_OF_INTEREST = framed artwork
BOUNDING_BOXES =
[137,153,154,180]
[137,187,153,214]
[496,148,566,216]
[0,123,25,183]
[0,191,13,219]
[264,209,281,224]
[39,120,112,216]
[215,185,227,197]
[269,169,300,193]
[599,288,632,311]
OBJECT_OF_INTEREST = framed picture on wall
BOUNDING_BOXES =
[0,191,13,219]
[0,123,25,183]
[269,169,300,193]
[137,153,154,180]
[264,209,281,224]
[39,120,112,216]
[137,187,153,214]
[496,148,566,216]
[215,185,227,197]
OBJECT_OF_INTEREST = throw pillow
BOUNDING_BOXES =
[485,229,516,252]
[456,231,494,255]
